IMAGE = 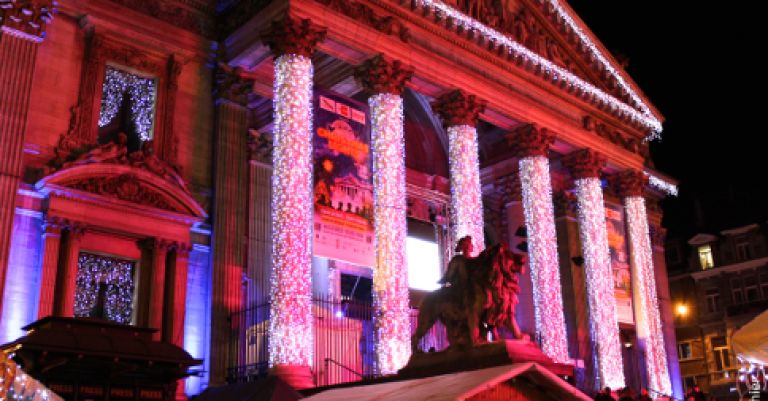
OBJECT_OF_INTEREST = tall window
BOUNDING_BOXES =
[731,278,743,304]
[98,65,157,152]
[736,242,752,261]
[678,342,693,360]
[698,245,714,270]
[74,252,137,324]
[705,288,720,313]
[711,336,731,371]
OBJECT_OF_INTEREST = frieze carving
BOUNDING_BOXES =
[506,123,554,158]
[248,129,273,164]
[582,116,643,155]
[261,16,327,58]
[563,149,605,180]
[315,0,410,43]
[0,0,56,40]
[104,0,213,37]
[355,54,414,96]
[431,90,486,127]
[69,174,177,212]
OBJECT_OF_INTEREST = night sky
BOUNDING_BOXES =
[566,1,767,239]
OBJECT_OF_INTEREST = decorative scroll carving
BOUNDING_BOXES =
[68,174,177,212]
[506,123,554,158]
[610,169,647,199]
[355,54,414,96]
[431,90,486,127]
[563,149,605,180]
[582,116,642,155]
[0,0,56,40]
[315,0,410,43]
[104,0,212,37]
[214,63,253,106]
[248,129,273,165]
[260,16,326,58]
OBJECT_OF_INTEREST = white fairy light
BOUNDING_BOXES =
[574,177,625,389]
[370,93,411,374]
[98,66,157,141]
[413,0,663,139]
[625,196,672,394]
[519,156,570,363]
[269,54,314,367]
[645,172,678,196]
[447,124,484,254]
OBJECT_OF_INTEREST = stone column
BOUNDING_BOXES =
[355,54,413,375]
[612,170,672,395]
[261,16,325,388]
[431,90,486,255]
[0,1,56,319]
[37,217,64,318]
[148,239,171,341]
[247,131,273,306]
[564,149,625,390]
[54,223,85,317]
[209,63,252,385]
[165,242,190,347]
[506,124,570,363]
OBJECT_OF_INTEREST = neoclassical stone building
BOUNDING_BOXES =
[1,0,682,399]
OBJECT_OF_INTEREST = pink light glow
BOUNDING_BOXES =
[447,125,484,254]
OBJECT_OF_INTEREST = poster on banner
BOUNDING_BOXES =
[605,204,634,324]
[312,91,374,266]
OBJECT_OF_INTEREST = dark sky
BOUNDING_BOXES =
[566,1,767,238]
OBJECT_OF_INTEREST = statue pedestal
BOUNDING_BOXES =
[398,339,573,379]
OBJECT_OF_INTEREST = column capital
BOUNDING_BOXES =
[610,169,648,198]
[65,221,87,237]
[355,54,413,96]
[563,149,605,179]
[42,216,66,234]
[214,63,253,106]
[431,90,486,127]
[139,237,173,252]
[248,129,273,165]
[260,16,326,58]
[171,241,192,257]
[0,0,56,42]
[506,124,555,158]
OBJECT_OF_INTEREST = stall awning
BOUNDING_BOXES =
[732,309,768,365]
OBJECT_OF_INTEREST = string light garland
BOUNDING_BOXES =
[369,93,411,375]
[269,54,315,367]
[574,177,625,389]
[0,356,63,401]
[447,125,484,254]
[73,253,136,324]
[645,172,678,196]
[519,156,570,363]
[98,66,157,141]
[412,0,663,139]
[625,196,672,395]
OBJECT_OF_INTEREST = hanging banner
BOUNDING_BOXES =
[605,204,634,324]
[313,91,374,266]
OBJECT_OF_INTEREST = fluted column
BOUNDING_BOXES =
[355,54,413,375]
[261,16,326,388]
[148,239,171,341]
[506,125,570,363]
[247,131,273,306]
[613,170,671,394]
[0,1,56,319]
[54,223,85,317]
[431,90,486,255]
[564,149,624,390]
[37,217,64,318]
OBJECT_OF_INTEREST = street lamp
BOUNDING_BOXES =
[676,303,689,317]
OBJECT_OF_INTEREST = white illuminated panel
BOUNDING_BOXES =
[406,236,441,292]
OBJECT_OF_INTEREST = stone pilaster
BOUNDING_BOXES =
[148,238,172,341]
[432,90,486,255]
[37,217,64,318]
[564,149,625,390]
[247,130,273,306]
[261,16,325,388]
[0,0,56,320]
[356,54,413,375]
[165,242,191,347]
[506,124,570,363]
[54,223,85,317]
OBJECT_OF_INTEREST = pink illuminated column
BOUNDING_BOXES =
[506,125,569,363]
[564,149,625,390]
[355,55,414,374]
[431,90,486,254]
[148,238,171,341]
[261,17,326,386]
[613,170,671,394]
[37,217,64,318]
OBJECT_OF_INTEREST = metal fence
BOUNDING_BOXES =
[227,294,448,386]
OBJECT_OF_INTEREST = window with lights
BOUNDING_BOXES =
[97,65,158,153]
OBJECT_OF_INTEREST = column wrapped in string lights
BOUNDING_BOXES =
[355,55,414,374]
[431,90,486,255]
[506,125,569,363]
[613,170,672,395]
[564,149,625,390]
[261,17,326,382]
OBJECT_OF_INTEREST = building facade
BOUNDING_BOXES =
[1,0,682,399]
[667,224,768,400]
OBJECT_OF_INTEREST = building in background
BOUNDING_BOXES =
[1,0,681,399]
